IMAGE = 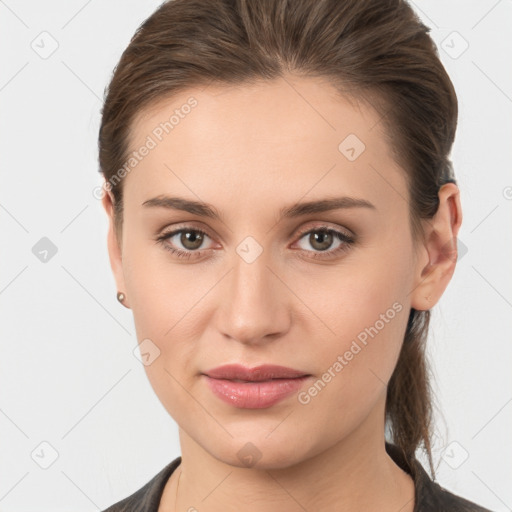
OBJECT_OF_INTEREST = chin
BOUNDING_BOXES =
[202,431,313,471]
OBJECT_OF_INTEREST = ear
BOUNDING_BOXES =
[102,189,130,309]
[410,182,463,311]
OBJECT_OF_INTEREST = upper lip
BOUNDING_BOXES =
[203,364,310,381]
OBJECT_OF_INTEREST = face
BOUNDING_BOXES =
[103,75,436,469]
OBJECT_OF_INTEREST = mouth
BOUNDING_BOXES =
[228,378,301,382]
[203,363,311,381]
[201,364,312,409]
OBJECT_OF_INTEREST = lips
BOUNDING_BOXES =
[202,364,312,409]
[203,364,310,381]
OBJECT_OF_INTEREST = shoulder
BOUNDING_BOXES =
[410,455,493,511]
[385,442,494,512]
[414,467,494,512]
[101,457,181,512]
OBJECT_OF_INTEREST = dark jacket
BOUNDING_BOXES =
[102,442,493,511]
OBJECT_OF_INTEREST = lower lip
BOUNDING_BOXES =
[203,375,311,409]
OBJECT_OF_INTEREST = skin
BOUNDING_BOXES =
[102,74,462,512]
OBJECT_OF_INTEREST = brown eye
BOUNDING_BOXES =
[155,227,214,259]
[178,230,205,250]
[294,226,355,260]
[307,231,335,252]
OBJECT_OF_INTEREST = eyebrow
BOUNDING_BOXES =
[141,195,376,221]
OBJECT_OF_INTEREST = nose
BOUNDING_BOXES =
[215,247,291,346]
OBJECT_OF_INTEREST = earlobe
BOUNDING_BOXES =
[410,183,462,311]
[102,189,130,309]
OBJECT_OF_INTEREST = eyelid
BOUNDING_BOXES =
[158,220,216,237]
[156,220,355,259]
[157,223,218,249]
[158,220,353,244]
[293,221,354,240]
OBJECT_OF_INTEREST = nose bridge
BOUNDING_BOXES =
[218,239,289,343]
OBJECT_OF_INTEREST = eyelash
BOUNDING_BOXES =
[155,225,355,261]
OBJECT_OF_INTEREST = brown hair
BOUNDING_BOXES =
[98,0,458,478]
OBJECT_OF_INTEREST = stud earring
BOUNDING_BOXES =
[117,291,126,304]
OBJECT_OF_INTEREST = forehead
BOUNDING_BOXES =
[122,75,406,217]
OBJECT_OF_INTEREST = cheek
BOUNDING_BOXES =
[121,236,232,403]
[295,280,409,441]
[292,240,413,344]
[293,239,413,410]
[121,232,204,334]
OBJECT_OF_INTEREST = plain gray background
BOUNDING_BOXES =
[1,1,511,510]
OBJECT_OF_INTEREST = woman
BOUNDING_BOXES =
[98,0,493,510]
